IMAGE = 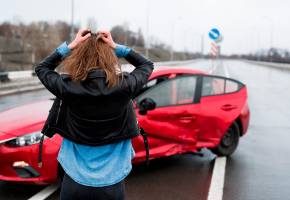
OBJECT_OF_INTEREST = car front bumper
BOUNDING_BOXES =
[0,136,61,185]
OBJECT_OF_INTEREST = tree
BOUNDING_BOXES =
[111,25,126,44]
[136,28,145,47]
[55,21,71,42]
[0,22,13,38]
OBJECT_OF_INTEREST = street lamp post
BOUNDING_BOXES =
[170,23,175,61]
[200,34,204,57]
[70,0,75,41]
[170,17,183,61]
[145,0,150,58]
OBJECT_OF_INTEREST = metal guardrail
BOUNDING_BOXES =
[244,60,290,71]
[7,70,35,80]
[0,59,199,96]
[0,78,40,89]
[2,59,199,80]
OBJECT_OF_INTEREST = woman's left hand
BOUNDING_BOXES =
[68,29,91,50]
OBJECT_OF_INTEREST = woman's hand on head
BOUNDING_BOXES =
[98,31,117,49]
[68,29,91,50]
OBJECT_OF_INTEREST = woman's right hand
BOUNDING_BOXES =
[68,29,91,50]
[98,31,117,49]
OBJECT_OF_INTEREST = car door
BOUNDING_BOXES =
[197,75,248,147]
[132,75,201,160]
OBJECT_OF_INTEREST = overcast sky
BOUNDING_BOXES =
[1,0,289,54]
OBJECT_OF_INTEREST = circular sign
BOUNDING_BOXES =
[208,28,220,41]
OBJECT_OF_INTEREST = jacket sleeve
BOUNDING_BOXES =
[35,51,68,99]
[124,50,154,97]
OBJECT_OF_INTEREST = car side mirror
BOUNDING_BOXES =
[138,98,156,115]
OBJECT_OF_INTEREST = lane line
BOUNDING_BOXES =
[223,63,230,78]
[27,183,59,200]
[207,157,227,200]
[209,61,217,74]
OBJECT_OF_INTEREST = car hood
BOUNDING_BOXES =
[0,100,52,138]
[0,130,16,143]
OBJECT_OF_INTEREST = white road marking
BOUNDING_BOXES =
[223,63,230,78]
[207,60,229,200]
[209,61,217,74]
[27,183,59,200]
[207,157,227,200]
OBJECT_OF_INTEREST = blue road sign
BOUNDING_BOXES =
[208,28,220,41]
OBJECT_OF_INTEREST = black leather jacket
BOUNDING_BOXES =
[35,49,154,145]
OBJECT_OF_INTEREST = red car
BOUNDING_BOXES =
[0,67,250,185]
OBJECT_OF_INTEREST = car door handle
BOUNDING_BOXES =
[221,104,237,111]
[179,116,196,123]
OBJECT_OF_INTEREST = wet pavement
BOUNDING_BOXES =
[0,59,290,200]
[222,60,290,200]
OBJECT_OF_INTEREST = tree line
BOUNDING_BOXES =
[0,20,197,71]
[0,21,147,70]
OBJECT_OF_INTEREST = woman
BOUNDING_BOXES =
[35,29,154,200]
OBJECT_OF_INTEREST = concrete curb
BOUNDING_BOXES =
[0,85,44,97]
[0,79,40,90]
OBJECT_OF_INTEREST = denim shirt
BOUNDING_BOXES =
[56,42,134,187]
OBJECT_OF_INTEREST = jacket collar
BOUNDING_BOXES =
[62,69,121,79]
[87,69,106,78]
[87,69,123,78]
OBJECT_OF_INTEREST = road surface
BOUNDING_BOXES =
[0,59,289,200]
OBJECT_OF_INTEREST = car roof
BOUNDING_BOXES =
[150,66,206,79]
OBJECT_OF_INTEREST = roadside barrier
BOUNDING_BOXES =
[0,59,199,96]
[3,59,199,80]
[244,60,290,71]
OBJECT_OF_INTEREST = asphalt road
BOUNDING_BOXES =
[222,60,290,200]
[0,59,289,200]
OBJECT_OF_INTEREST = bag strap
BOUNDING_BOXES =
[38,134,45,168]
[140,127,150,165]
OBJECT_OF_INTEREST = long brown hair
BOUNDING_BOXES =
[62,35,121,88]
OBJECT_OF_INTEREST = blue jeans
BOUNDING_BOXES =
[60,172,125,200]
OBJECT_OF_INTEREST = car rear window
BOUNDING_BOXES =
[202,76,242,97]
[202,77,225,96]
[225,80,240,93]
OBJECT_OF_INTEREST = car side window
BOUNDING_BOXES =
[137,76,197,107]
[134,76,169,97]
[225,80,240,93]
[145,76,168,88]
[202,76,242,96]
[202,77,225,96]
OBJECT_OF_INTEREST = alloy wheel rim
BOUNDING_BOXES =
[221,128,234,147]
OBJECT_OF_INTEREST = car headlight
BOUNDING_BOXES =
[5,132,46,147]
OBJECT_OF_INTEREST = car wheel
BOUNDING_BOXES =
[210,121,240,156]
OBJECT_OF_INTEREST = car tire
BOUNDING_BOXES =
[210,121,240,156]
